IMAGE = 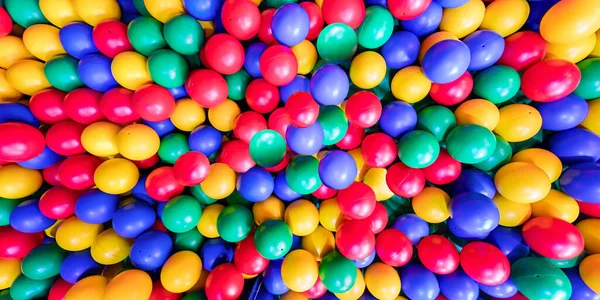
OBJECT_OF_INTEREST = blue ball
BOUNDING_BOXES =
[271,3,310,47]
[560,162,600,204]
[451,169,496,199]
[400,263,440,300]
[60,249,102,284]
[448,218,490,240]
[310,64,350,105]
[77,54,119,92]
[286,122,324,155]
[354,250,376,268]
[143,118,176,137]
[236,167,275,202]
[131,175,156,205]
[130,230,173,271]
[9,199,54,233]
[183,0,223,21]
[199,238,234,271]
[75,189,120,224]
[422,40,471,84]
[59,23,99,60]
[485,226,530,263]
[479,278,518,299]
[168,85,188,99]
[117,0,137,13]
[112,201,156,238]
[244,42,268,78]
[0,103,40,127]
[379,101,418,138]
[365,0,387,6]
[17,146,61,170]
[280,75,310,103]
[400,2,442,38]
[564,267,600,300]
[391,214,429,244]
[434,0,469,8]
[263,259,289,295]
[381,31,420,69]
[273,171,302,202]
[318,150,357,190]
[189,125,223,157]
[449,192,499,236]
[438,269,480,300]
[549,128,600,165]
[536,94,589,131]
[463,30,505,71]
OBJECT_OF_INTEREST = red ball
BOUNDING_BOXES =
[173,151,210,186]
[48,278,73,300]
[460,242,510,285]
[361,133,397,168]
[423,149,461,185]
[148,281,181,300]
[132,153,160,170]
[417,235,459,275]
[357,201,388,234]
[335,124,365,150]
[39,186,81,219]
[258,9,277,45]
[246,78,280,113]
[386,162,425,198]
[259,45,298,86]
[345,91,382,128]
[185,69,228,108]
[57,155,102,190]
[303,277,327,299]
[145,166,185,202]
[375,229,413,267]
[300,2,324,40]
[337,182,377,220]
[205,264,244,300]
[430,71,473,106]
[312,184,337,200]
[336,220,376,260]
[233,235,269,275]
[43,160,63,186]
[233,112,268,143]
[204,33,245,75]
[0,227,44,259]
[578,201,600,218]
[521,59,581,103]
[63,88,105,124]
[321,0,365,29]
[0,122,45,162]
[45,120,87,156]
[92,20,133,58]
[219,140,255,173]
[263,152,291,173]
[268,107,291,137]
[221,0,261,41]
[522,216,584,260]
[29,89,68,124]
[100,88,140,125]
[498,31,547,72]
[132,84,176,122]
[285,92,319,128]
[0,7,12,37]
[388,0,432,20]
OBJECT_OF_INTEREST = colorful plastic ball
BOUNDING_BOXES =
[204,263,244,300]
[62,88,104,124]
[438,268,480,300]
[56,155,101,190]
[127,16,166,56]
[169,98,206,131]
[182,0,220,20]
[440,0,485,37]
[116,124,160,161]
[296,2,321,40]
[258,8,277,45]
[161,195,202,234]
[147,49,189,88]
[320,0,365,29]
[254,220,293,260]
[263,259,289,295]
[356,6,393,49]
[539,0,600,44]
[400,2,441,37]
[249,130,286,168]
[454,99,499,131]
[400,263,440,300]
[220,0,261,41]
[523,216,584,260]
[195,203,223,238]
[309,65,348,106]
[473,65,520,105]
[318,105,349,146]
[271,3,309,47]
[575,58,600,99]
[450,192,499,236]
[480,0,529,36]
[17,146,61,170]
[74,189,119,224]
[48,278,74,300]
[349,51,386,89]
[6,59,51,96]
[379,32,418,71]
[546,33,597,64]
[0,257,21,290]
[216,204,253,243]
[3,0,47,28]
[493,194,532,227]
[412,187,451,223]
[71,0,121,26]
[9,199,54,233]
[445,124,497,164]
[91,20,132,58]
[536,94,589,131]
[365,263,401,300]
[129,230,173,271]
[387,0,431,20]
[335,220,375,261]
[551,128,600,165]
[375,229,413,267]
[59,22,98,59]
[422,39,471,84]
[0,164,42,200]
[245,78,280,114]
[0,35,34,70]
[511,257,572,300]
[318,251,357,294]
[81,122,120,157]
[494,162,551,203]
[316,150,355,190]
[390,66,431,104]
[344,91,380,129]
[291,39,318,75]
[562,267,597,300]
[460,242,510,285]
[522,59,582,103]
[203,33,245,75]
[272,172,301,203]
[94,158,139,194]
[0,71,23,102]
[145,166,184,202]
[378,101,417,138]
[160,251,202,293]
[77,54,119,92]
[22,24,66,62]
[359,134,395,169]
[171,151,209,187]
[55,216,103,251]
[43,55,83,92]
[185,69,228,108]
[234,167,274,203]
[397,130,440,168]
[511,148,562,183]
[284,92,319,128]
[496,31,546,72]
[111,201,156,238]
[234,235,269,275]
[0,122,44,162]
[284,155,321,194]
[390,214,428,245]
[416,106,456,142]
[244,43,268,78]
[163,14,204,55]
[580,254,600,295]
[8,274,55,300]
[280,249,319,292]
[59,252,101,285]
[103,269,153,300]
[429,72,472,107]
[463,30,504,70]
[110,52,151,90]
[187,126,221,158]
[90,228,132,265]
[316,23,357,62]
[132,84,176,122]
[260,45,298,86]
[226,69,251,101]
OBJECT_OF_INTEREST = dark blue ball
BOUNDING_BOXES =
[130,230,173,271]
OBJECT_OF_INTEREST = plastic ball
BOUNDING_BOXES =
[400,263,440,300]
[185,69,228,108]
[454,99,499,131]
[439,0,485,38]
[9,199,54,233]
[412,187,451,223]
[438,268,480,300]
[58,22,98,59]
[523,216,584,260]
[280,249,319,293]
[445,124,497,164]
[62,88,104,124]
[450,192,499,236]
[575,58,600,99]
[460,242,510,285]
[6,59,51,95]
[116,124,160,161]
[398,130,440,168]
[90,228,132,265]
[57,155,102,190]
[0,122,44,162]
[416,105,456,142]
[92,20,132,58]
[511,257,572,300]
[109,53,150,90]
[205,264,244,300]
[94,158,139,195]
[0,70,23,102]
[129,230,173,271]
[0,258,22,290]
[522,59,581,103]
[364,263,401,300]
[23,24,66,62]
[375,229,413,267]
[103,269,152,300]
[536,93,589,131]
[147,49,189,88]
[532,189,579,224]
[75,189,120,224]
[493,194,532,227]
[379,101,418,138]
[0,35,34,70]
[0,227,44,259]
[271,3,309,47]
[316,23,357,61]
[260,45,298,86]
[204,33,245,75]
[356,6,393,49]
[390,66,431,104]
[160,251,202,293]
[43,55,83,92]
[244,43,268,78]
[221,0,261,40]
[164,14,204,55]
[539,0,600,44]
[284,92,319,128]
[9,275,55,300]
[234,235,269,275]
[319,251,357,293]
[255,220,293,260]
[422,39,471,84]
[71,0,121,26]
[0,164,42,199]
[498,31,547,72]
[245,78,280,114]
[127,16,167,56]
[494,162,551,203]
[55,216,103,251]
[350,51,387,89]
[321,0,364,29]
[580,254,600,295]
[4,0,47,28]
[81,122,120,157]
[161,195,202,234]
[318,150,357,190]
[335,220,375,261]
[132,84,176,122]
[196,204,224,238]
[472,66,520,105]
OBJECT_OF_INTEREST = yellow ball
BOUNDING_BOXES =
[319,198,345,232]
[348,148,369,181]
[350,51,387,89]
[94,158,140,195]
[582,98,600,135]
[0,164,42,199]
[170,98,206,131]
[365,263,401,300]
[592,30,600,58]
[39,0,83,28]
[531,189,579,223]
[91,228,133,265]
[580,254,600,294]
[419,31,458,62]
[82,122,121,157]
[493,194,531,227]
[111,51,153,91]
[252,196,285,225]
[284,199,319,236]
[494,162,551,203]
[65,275,108,300]
[281,249,319,292]
[73,0,121,26]
[161,251,203,293]
[391,66,431,104]
[301,225,335,262]
[412,187,450,223]
[22,24,66,61]
[511,148,563,182]
[494,104,542,142]
[546,33,597,63]
[56,216,104,251]
[197,203,225,238]
[577,219,600,254]
[455,99,500,131]
[0,258,21,290]
[0,69,22,102]
[363,168,393,201]
[480,0,530,37]
[6,59,51,95]
[103,270,153,300]
[117,124,160,161]
[0,36,34,69]
[208,99,241,132]
[200,163,236,199]
[539,0,600,44]
[335,269,366,300]
[291,40,317,75]
[440,0,486,38]
[144,0,185,23]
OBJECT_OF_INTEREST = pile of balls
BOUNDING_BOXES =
[1,0,600,299]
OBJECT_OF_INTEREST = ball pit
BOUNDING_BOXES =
[1,0,600,299]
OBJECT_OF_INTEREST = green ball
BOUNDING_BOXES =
[132,0,151,16]
[162,195,202,233]
[190,185,218,205]
[417,105,457,141]
[0,198,20,226]
[127,17,167,56]
[473,65,520,104]
[158,133,191,164]
[511,257,572,300]
[445,124,497,164]
[174,228,205,252]
[9,274,54,300]
[147,49,189,88]
[397,130,440,168]
[21,242,66,280]
[164,14,204,56]
[44,55,83,92]
[216,204,254,243]
[285,155,322,194]
[318,105,348,145]
[5,0,48,28]
[543,252,584,269]
[254,220,293,260]
[317,23,358,62]
[574,58,600,99]
[225,69,251,101]
[249,130,287,168]
[356,6,394,49]
[265,0,298,8]
[319,251,357,293]
[473,135,512,172]
[181,291,208,300]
